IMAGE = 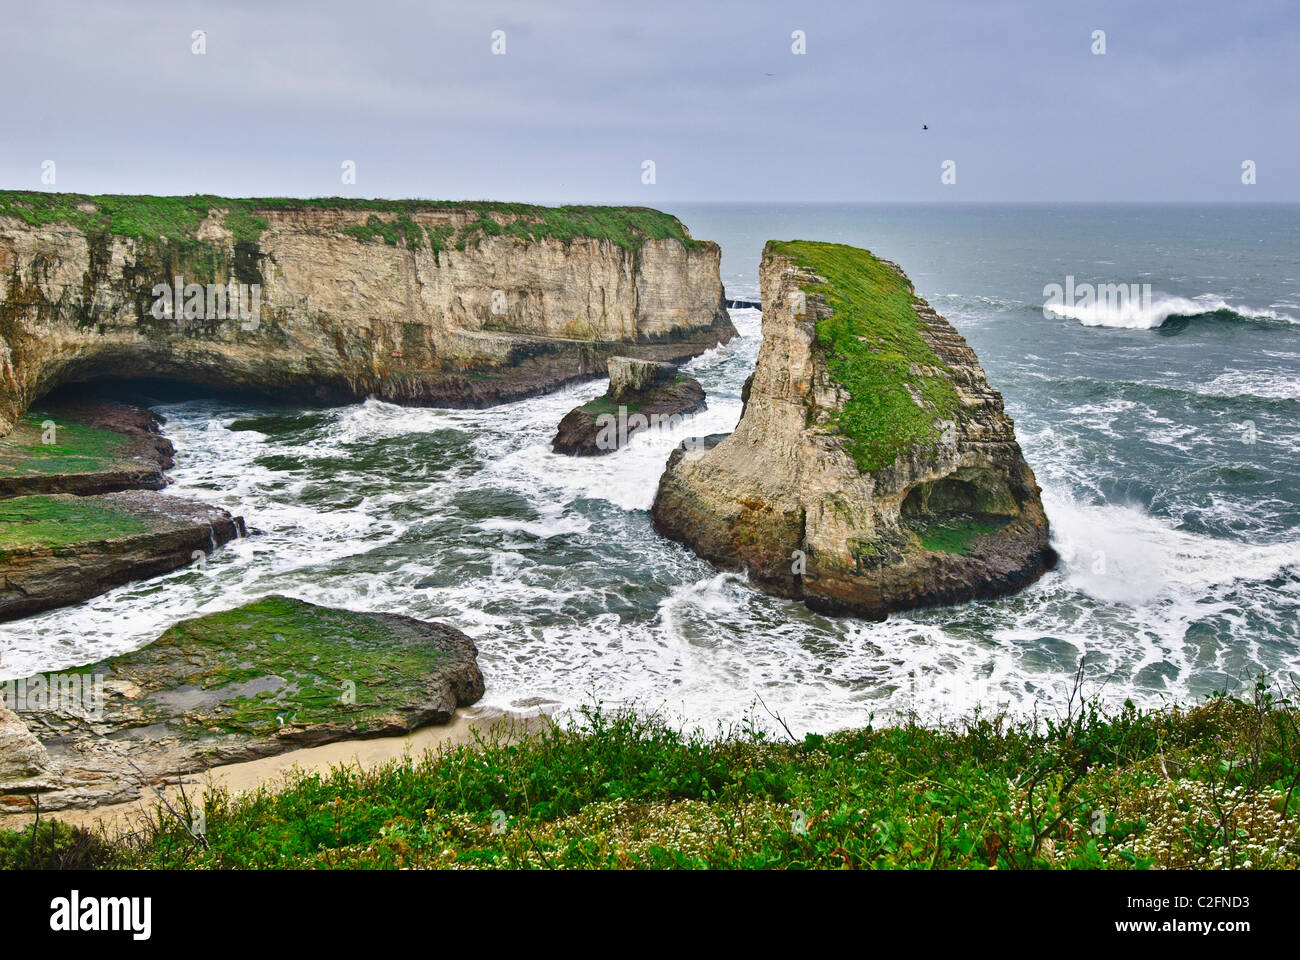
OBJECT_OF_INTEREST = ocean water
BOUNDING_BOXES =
[3,203,1297,735]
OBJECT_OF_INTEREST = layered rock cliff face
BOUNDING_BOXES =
[652,241,1054,620]
[0,193,734,434]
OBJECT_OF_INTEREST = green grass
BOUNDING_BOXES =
[766,240,959,473]
[340,213,427,250]
[9,682,1299,870]
[0,495,147,551]
[0,190,700,253]
[0,408,133,478]
[75,596,453,737]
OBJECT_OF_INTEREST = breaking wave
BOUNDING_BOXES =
[1050,293,1297,330]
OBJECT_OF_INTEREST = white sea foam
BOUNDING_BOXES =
[1054,292,1297,329]
[1193,369,1300,401]
[2,305,1296,735]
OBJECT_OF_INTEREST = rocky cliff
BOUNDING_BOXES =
[0,193,734,434]
[652,241,1054,620]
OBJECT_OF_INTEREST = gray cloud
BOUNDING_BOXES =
[4,0,1296,201]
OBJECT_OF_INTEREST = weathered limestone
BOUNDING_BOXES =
[0,196,735,434]
[607,357,678,400]
[652,241,1054,620]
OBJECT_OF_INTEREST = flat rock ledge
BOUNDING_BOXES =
[0,596,485,814]
[0,490,244,622]
[652,241,1055,621]
[552,357,707,456]
[0,399,175,498]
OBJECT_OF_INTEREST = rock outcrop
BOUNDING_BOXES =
[552,357,706,456]
[0,399,174,497]
[0,489,244,621]
[0,193,736,435]
[652,241,1054,620]
[0,596,484,812]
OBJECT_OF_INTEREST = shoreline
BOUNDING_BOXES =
[0,706,546,834]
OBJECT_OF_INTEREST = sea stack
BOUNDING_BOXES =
[652,240,1054,620]
[552,357,706,456]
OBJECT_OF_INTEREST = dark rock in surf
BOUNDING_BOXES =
[552,357,706,456]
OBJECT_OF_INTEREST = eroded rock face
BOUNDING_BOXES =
[652,242,1054,620]
[607,357,677,399]
[0,596,484,813]
[552,357,706,456]
[0,197,735,434]
[0,705,50,791]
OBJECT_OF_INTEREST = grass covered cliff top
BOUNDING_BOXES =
[766,240,959,473]
[0,190,701,253]
[5,683,1299,870]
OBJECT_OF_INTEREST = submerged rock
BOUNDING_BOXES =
[0,596,485,813]
[552,356,706,456]
[652,241,1054,621]
[0,490,244,621]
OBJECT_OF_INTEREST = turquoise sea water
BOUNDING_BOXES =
[4,203,1297,735]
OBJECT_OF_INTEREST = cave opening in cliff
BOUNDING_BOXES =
[901,468,1020,519]
[37,376,299,411]
[900,468,1020,555]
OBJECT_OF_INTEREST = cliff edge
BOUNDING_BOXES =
[0,193,734,434]
[652,240,1054,620]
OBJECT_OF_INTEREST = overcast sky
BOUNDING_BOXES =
[5,0,1297,202]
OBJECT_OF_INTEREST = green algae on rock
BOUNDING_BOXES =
[652,241,1055,621]
[132,595,485,737]
[0,400,174,498]
[0,490,244,621]
[1,596,484,813]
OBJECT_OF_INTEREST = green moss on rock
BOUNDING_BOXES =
[908,515,1010,556]
[0,495,147,552]
[0,408,133,480]
[83,595,483,738]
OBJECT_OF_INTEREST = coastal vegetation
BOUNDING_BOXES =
[0,190,701,253]
[4,681,1298,870]
[767,240,959,473]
